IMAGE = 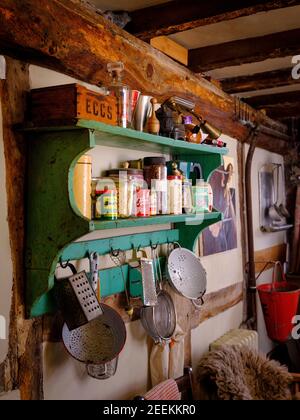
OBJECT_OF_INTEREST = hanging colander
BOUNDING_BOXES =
[167,247,207,309]
[62,303,126,365]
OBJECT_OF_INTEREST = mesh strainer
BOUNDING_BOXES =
[62,303,126,365]
[167,247,207,309]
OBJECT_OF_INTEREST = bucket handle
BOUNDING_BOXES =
[271,261,286,292]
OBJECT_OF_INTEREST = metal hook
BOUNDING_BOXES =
[150,241,158,250]
[59,258,70,269]
[110,247,120,257]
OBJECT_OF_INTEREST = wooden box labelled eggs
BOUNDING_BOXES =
[28,83,117,126]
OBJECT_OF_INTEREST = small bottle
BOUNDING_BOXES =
[183,116,202,144]
[107,62,131,128]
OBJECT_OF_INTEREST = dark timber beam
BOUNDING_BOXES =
[222,68,299,94]
[245,91,300,119]
[0,0,291,154]
[126,0,300,42]
[189,28,300,72]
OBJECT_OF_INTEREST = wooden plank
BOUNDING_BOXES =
[150,36,188,65]
[191,282,243,329]
[0,57,43,399]
[189,28,300,72]
[246,91,300,118]
[126,0,300,41]
[222,68,300,94]
[254,244,287,274]
[0,0,291,155]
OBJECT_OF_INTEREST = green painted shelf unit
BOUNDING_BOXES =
[25,119,228,317]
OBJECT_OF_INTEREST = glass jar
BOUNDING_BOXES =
[143,157,167,214]
[182,179,193,214]
[107,62,131,128]
[167,175,182,215]
[107,169,145,217]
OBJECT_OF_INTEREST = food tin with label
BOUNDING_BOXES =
[95,188,118,220]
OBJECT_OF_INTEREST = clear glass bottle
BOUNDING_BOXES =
[107,62,131,128]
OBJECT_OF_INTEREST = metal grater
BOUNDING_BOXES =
[140,258,158,306]
[68,271,103,322]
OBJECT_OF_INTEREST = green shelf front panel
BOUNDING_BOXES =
[89,211,222,230]
[24,119,228,318]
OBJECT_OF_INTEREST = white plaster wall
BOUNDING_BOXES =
[0,94,13,363]
[191,302,243,368]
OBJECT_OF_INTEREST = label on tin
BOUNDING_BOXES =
[95,191,117,219]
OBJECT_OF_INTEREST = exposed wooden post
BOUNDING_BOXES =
[0,57,43,400]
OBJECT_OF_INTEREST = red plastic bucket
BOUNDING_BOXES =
[257,262,300,343]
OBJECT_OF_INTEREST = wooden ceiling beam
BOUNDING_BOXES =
[245,91,300,118]
[188,28,300,72]
[126,0,300,42]
[222,68,299,94]
[0,0,291,154]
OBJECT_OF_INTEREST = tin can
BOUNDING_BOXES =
[95,189,117,220]
[136,189,150,217]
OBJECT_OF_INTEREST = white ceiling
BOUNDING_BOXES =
[169,6,300,49]
[90,1,300,101]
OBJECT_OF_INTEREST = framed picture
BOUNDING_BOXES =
[199,156,237,256]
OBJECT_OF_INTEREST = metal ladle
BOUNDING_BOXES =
[268,164,284,222]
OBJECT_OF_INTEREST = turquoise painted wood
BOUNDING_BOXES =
[25,120,227,317]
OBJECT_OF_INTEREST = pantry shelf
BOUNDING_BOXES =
[24,119,227,318]
[90,211,222,230]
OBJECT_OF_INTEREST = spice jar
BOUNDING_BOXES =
[143,157,167,214]
[107,169,145,217]
[183,179,193,214]
[167,176,182,215]
[136,189,150,217]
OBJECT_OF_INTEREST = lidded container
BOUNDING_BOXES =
[107,168,145,217]
[73,154,92,219]
[107,62,131,128]
[143,157,167,214]
[167,175,182,215]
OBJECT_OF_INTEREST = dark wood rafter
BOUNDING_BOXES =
[126,0,300,41]
[188,28,300,72]
[245,91,300,119]
[0,0,291,155]
[222,68,300,94]
[0,57,43,400]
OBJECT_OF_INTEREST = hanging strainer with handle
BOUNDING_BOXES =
[167,246,207,309]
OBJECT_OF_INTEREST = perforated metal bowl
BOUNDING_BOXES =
[167,247,207,306]
[62,303,126,365]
